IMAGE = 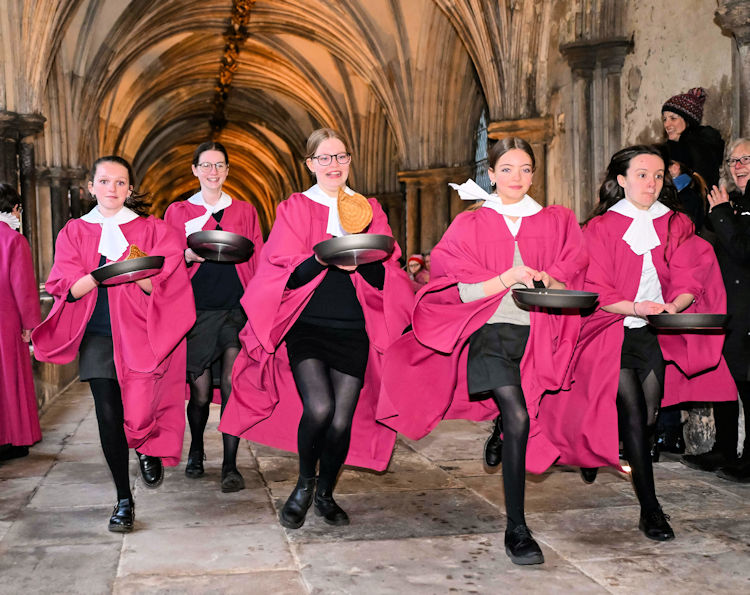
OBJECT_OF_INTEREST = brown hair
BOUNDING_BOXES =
[487,137,536,172]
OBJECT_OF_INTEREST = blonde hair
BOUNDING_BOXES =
[305,128,349,160]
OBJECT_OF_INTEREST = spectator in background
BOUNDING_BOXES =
[406,254,429,291]
[0,183,41,461]
[662,87,724,190]
[687,137,750,483]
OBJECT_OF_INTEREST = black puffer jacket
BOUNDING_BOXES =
[707,185,750,380]
[668,125,725,189]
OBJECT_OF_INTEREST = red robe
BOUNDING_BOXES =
[540,210,737,469]
[32,216,196,466]
[377,205,589,473]
[218,193,414,471]
[164,197,264,404]
[0,223,41,446]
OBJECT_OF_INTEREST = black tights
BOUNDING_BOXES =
[291,358,363,492]
[490,385,529,530]
[617,368,661,513]
[186,347,240,470]
[89,379,131,501]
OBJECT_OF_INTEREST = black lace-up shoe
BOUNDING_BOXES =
[639,507,675,541]
[504,525,544,565]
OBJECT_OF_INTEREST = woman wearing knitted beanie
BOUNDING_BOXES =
[662,87,724,189]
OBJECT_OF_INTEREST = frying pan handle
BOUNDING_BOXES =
[533,279,545,289]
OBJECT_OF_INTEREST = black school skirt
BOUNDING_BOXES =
[466,323,530,394]
[79,334,117,381]
[621,325,665,386]
[284,320,369,380]
[186,308,246,382]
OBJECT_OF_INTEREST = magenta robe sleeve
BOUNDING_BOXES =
[32,221,100,363]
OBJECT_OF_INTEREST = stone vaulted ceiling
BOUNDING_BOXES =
[2,0,557,232]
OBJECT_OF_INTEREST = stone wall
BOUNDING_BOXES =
[621,0,735,145]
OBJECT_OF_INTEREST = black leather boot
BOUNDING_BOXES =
[136,451,164,488]
[279,476,315,529]
[108,498,134,533]
[484,416,503,467]
[314,485,349,526]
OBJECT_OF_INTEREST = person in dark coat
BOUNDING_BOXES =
[662,87,724,190]
[683,137,750,482]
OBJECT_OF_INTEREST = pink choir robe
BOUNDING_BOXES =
[540,210,736,470]
[0,223,42,446]
[32,216,196,466]
[377,205,589,473]
[218,193,414,471]
[164,197,264,404]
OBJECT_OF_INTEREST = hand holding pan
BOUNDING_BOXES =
[91,256,165,286]
[512,278,599,309]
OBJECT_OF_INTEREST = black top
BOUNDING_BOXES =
[190,209,244,310]
[287,255,385,329]
[706,185,750,377]
[68,255,112,336]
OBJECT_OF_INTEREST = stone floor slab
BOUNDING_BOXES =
[113,570,307,595]
[3,507,123,546]
[0,542,121,595]
[0,477,40,521]
[118,523,294,577]
[401,419,490,462]
[282,488,504,544]
[42,460,114,485]
[0,451,56,479]
[30,480,117,509]
[133,486,274,529]
[575,549,750,593]
[297,533,607,594]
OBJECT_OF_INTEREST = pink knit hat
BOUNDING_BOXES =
[662,87,707,127]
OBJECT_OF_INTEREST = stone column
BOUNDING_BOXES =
[716,0,750,137]
[373,191,406,254]
[399,165,473,255]
[17,114,45,277]
[560,38,632,216]
[46,167,69,247]
[0,112,19,187]
[487,116,555,206]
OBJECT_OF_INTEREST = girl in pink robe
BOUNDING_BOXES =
[32,156,195,533]
[378,138,588,566]
[548,145,736,543]
[164,141,264,492]
[0,184,41,460]
[219,128,413,529]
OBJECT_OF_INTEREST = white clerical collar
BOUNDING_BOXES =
[302,184,356,237]
[81,205,139,261]
[609,198,670,255]
[448,179,542,218]
[184,191,232,236]
[0,212,21,230]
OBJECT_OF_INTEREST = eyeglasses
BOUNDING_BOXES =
[311,153,351,166]
[196,162,227,172]
[726,155,750,167]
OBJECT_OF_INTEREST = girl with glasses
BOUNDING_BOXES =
[164,141,264,493]
[220,128,413,529]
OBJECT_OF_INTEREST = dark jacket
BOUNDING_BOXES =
[707,185,750,379]
[668,125,725,190]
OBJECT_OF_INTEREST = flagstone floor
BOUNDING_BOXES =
[1,381,748,594]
